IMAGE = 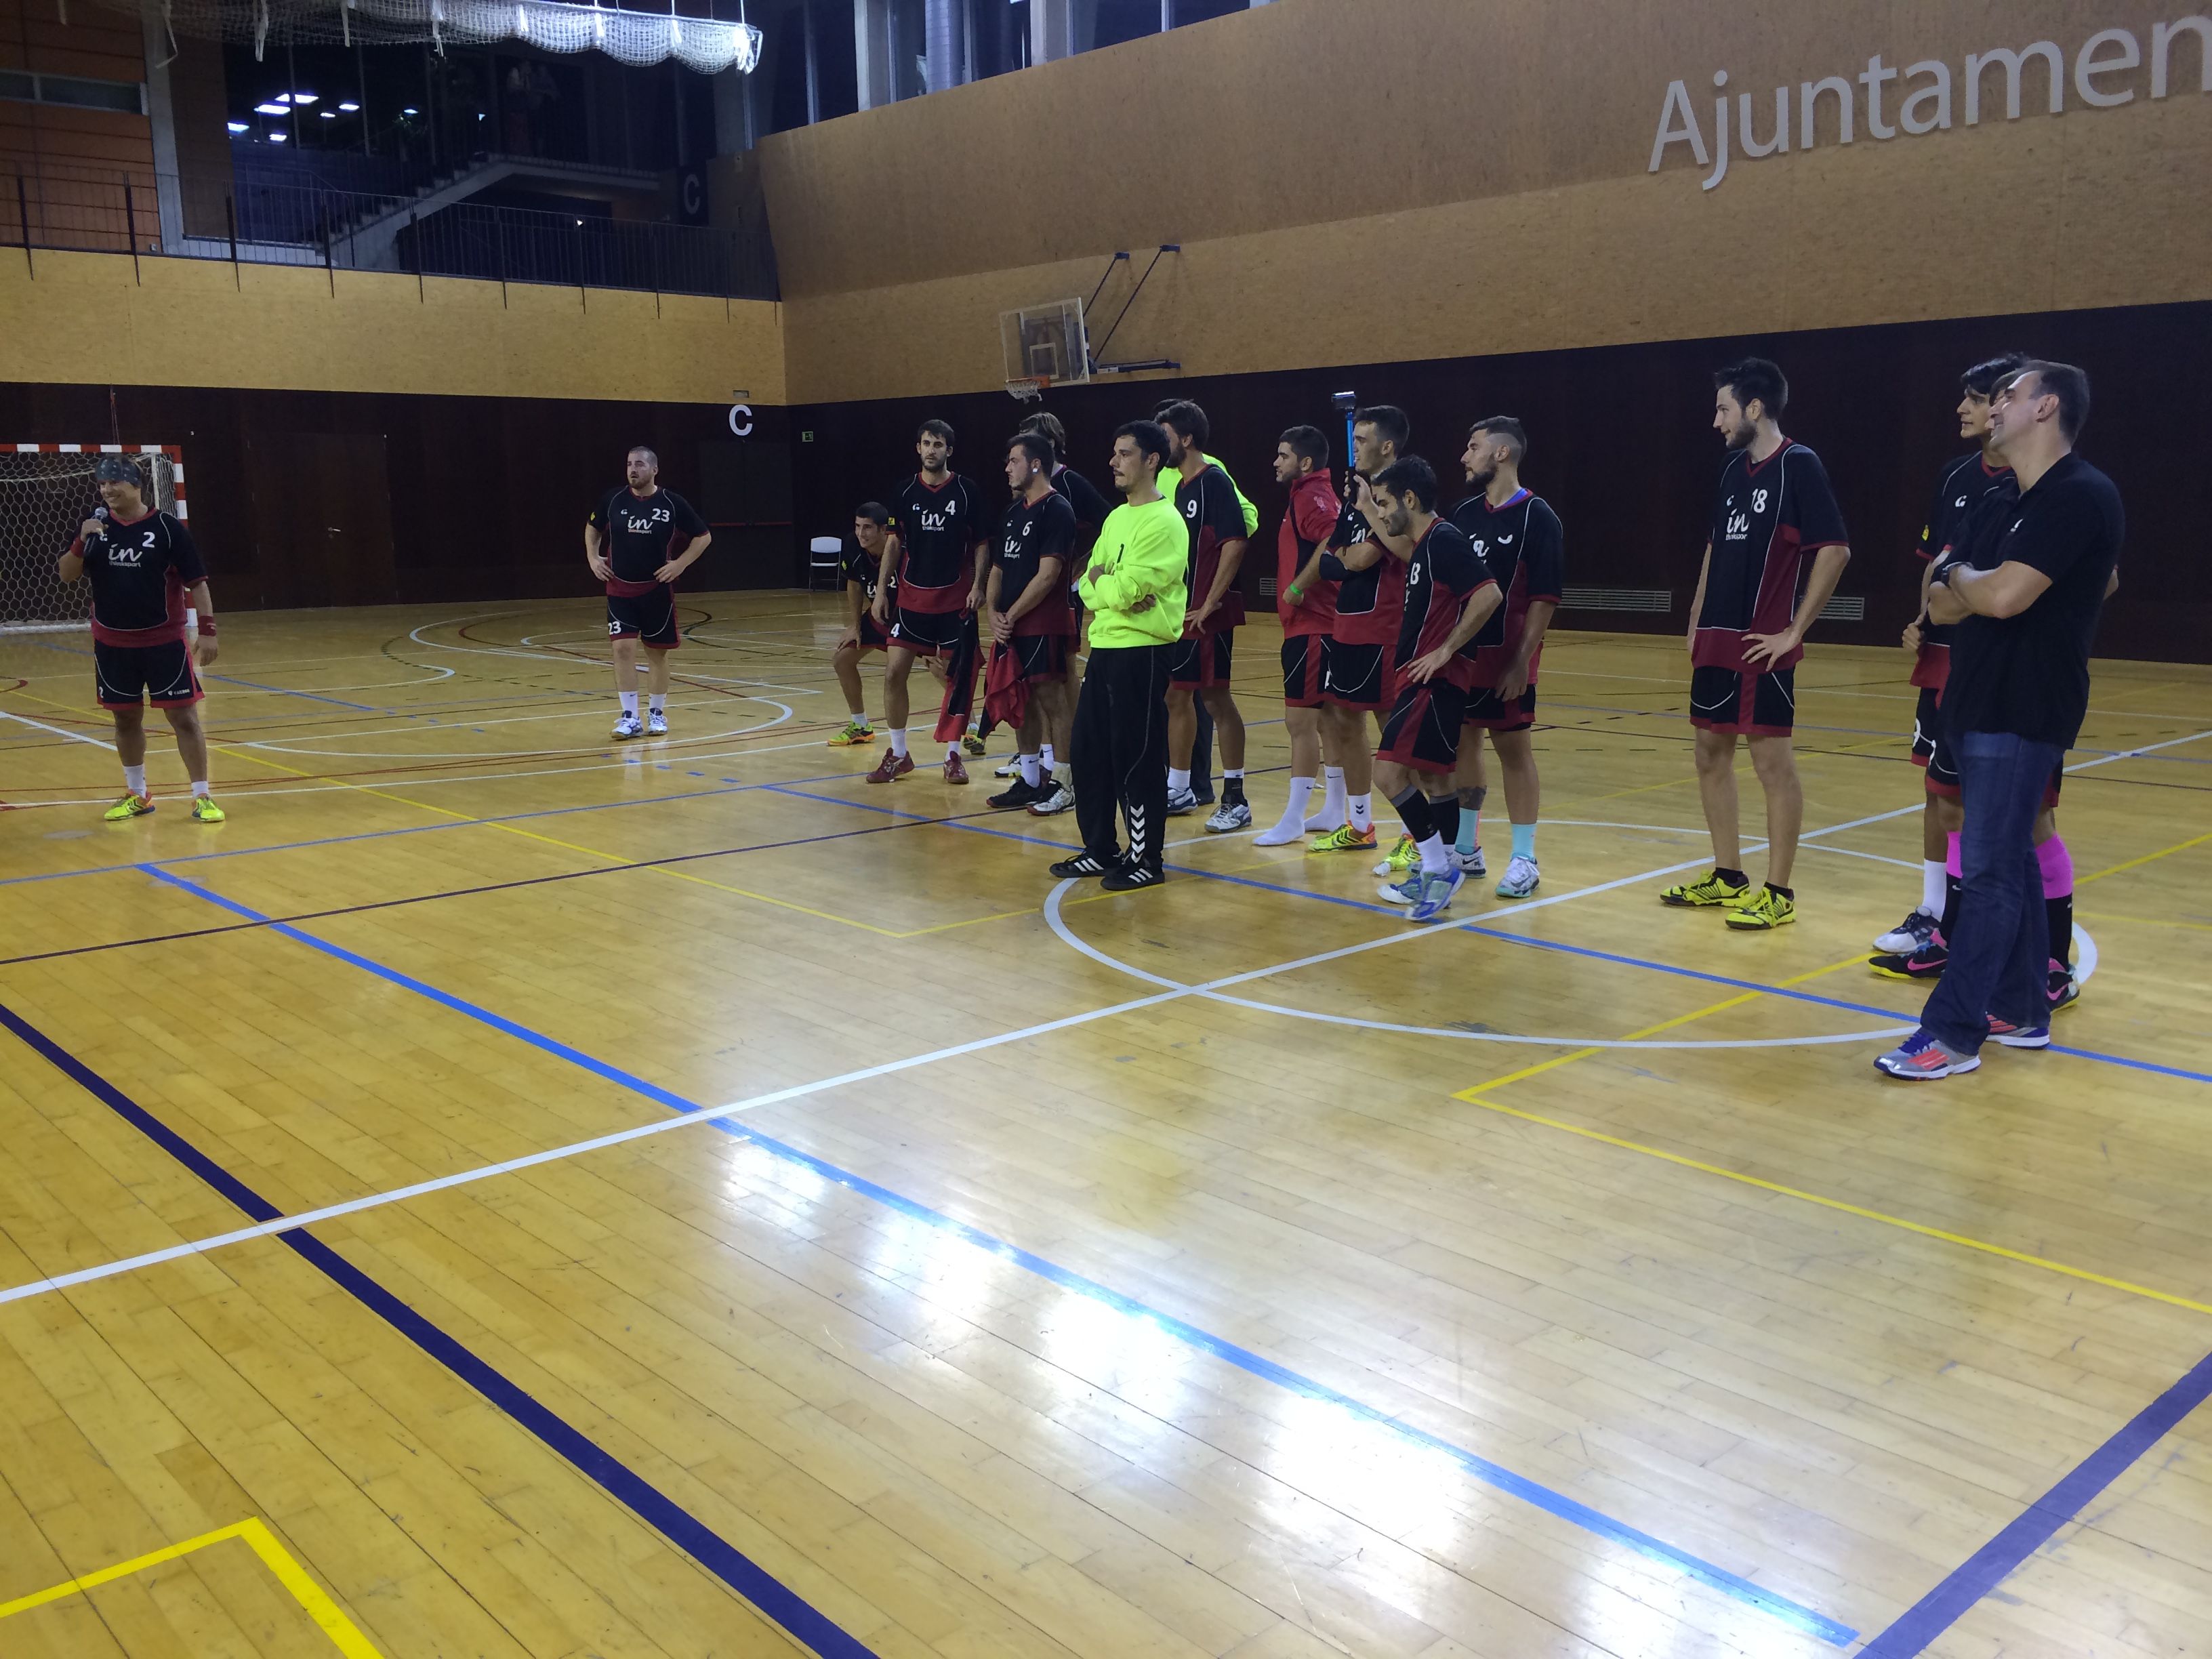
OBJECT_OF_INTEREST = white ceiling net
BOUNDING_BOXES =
[124,0,760,73]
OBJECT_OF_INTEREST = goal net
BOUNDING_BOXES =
[1,447,183,634]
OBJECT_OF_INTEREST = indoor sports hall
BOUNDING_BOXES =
[4,2,2210,1656]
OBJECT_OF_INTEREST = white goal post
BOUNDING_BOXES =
[1,445,186,634]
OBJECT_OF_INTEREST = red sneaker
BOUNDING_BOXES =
[943,752,969,785]
[865,752,915,784]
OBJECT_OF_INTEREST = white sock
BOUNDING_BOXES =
[190,778,210,798]
[1305,765,1347,830]
[1280,776,1315,825]
[619,691,638,716]
[124,764,147,796]
[1020,752,1041,787]
[890,729,908,758]
[649,693,666,715]
[1349,792,1372,833]
[1041,743,1056,773]
[1168,767,1191,794]
[1224,768,1244,781]
[1921,859,1947,916]
[1417,833,1449,876]
[848,709,869,726]
[947,741,963,762]
[967,716,981,735]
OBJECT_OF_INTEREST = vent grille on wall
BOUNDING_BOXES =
[1819,595,1866,621]
[1560,587,1673,613]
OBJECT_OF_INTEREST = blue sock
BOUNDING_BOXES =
[1454,808,1479,857]
[1511,822,1536,861]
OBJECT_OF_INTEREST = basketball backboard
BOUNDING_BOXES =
[1000,300,1091,386]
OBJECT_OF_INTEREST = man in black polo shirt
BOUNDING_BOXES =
[584,447,711,739]
[1877,362,2124,1080]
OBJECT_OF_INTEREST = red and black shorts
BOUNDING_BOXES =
[1375,677,1469,776]
[1281,635,1328,708]
[1689,664,1794,737]
[1168,629,1233,689]
[607,586,680,650]
[850,611,893,653]
[1464,682,1537,732]
[1005,631,1071,682]
[1919,701,2064,808]
[890,603,968,657]
[94,638,202,710]
[1322,638,1392,711]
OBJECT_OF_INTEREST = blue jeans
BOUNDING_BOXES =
[1920,729,2062,1052]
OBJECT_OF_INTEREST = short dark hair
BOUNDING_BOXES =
[1159,400,1210,449]
[1714,358,1788,419]
[1113,419,1172,474]
[1372,455,1439,512]
[1151,398,1179,419]
[2007,360,2091,441]
[1467,415,1528,459]
[1353,405,1410,451]
[1278,425,1329,468]
[917,417,956,447]
[855,501,891,526]
[1019,410,1068,453]
[627,445,658,465]
[1960,352,2030,398]
[1008,430,1057,470]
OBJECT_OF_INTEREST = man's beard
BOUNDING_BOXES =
[1466,464,1497,491]
[1723,422,1755,451]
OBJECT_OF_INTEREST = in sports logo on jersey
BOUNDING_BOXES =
[106,528,159,567]
[1723,502,1752,539]
[623,506,672,534]
[916,508,955,534]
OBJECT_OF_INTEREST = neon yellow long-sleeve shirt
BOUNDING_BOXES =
[1081,493,1188,648]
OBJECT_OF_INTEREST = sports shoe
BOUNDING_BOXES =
[1658,869,1751,907]
[189,794,226,824]
[987,777,1042,810]
[827,720,877,747]
[1309,822,1378,855]
[1027,782,1076,817]
[646,710,668,737]
[962,730,989,757]
[1100,863,1164,892]
[1206,798,1252,834]
[865,752,915,784]
[1407,867,1466,924]
[1373,833,1420,876]
[1987,1013,2051,1049]
[1450,846,1487,878]
[1723,885,1796,930]
[1874,907,1940,953]
[1048,851,1119,878]
[1870,941,1948,981]
[1377,870,1424,905]
[1494,855,1540,898]
[611,713,644,740]
[2047,964,2080,1012]
[1874,1030,1981,1079]
[104,792,155,821]
[943,752,969,785]
[1165,785,1200,816]
[994,757,1021,778]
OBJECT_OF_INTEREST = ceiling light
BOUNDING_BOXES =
[255,102,289,115]
[319,110,337,119]
[226,121,249,133]
[337,100,359,111]
[402,106,419,115]
[268,131,288,142]
[290,91,318,104]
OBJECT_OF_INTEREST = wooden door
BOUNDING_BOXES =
[244,432,399,609]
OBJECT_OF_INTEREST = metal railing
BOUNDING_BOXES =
[2,160,779,302]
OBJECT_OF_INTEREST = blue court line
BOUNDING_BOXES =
[0,992,880,1659]
[1860,1344,2212,1656]
[138,863,1855,1646]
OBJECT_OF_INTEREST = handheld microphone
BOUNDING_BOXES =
[94,505,109,520]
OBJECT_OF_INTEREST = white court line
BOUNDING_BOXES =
[0,708,115,751]
[246,696,779,755]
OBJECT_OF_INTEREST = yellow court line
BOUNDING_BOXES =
[0,1517,383,1656]
[2076,830,2212,886]
[2076,907,2212,935]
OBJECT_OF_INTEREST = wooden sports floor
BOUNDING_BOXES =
[2,596,2209,1659]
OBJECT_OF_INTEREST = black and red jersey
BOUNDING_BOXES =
[1448,488,1564,687]
[78,510,205,646]
[1325,481,1406,646]
[994,489,1078,637]
[1694,440,1849,672]
[1171,463,1247,633]
[844,540,895,606]
[1393,517,1495,689]
[1276,469,1340,638]
[892,471,983,613]
[589,485,706,596]
[1912,451,2013,691]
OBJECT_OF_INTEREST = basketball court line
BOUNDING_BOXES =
[0,996,882,1659]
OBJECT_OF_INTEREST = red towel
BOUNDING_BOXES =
[982,641,1029,731]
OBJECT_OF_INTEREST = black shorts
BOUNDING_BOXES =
[1689,665,1795,737]
[94,638,202,710]
[1912,686,1957,790]
[1464,682,1537,732]
[1004,632,1071,682]
[890,604,968,657]
[1280,636,1328,708]
[851,612,893,653]
[1375,678,1469,776]
[607,587,680,650]
[1322,639,1392,711]
[1168,630,1233,689]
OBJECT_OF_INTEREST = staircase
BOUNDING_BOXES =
[337,153,663,270]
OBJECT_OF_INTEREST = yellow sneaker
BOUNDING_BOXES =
[1307,822,1378,855]
[1658,869,1751,907]
[1723,884,1795,929]
[104,792,155,821]
[1372,832,1420,876]
[827,721,877,747]
[190,793,226,824]
[962,731,988,756]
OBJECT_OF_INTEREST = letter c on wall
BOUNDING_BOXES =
[729,403,754,436]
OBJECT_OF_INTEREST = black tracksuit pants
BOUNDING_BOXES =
[1073,643,1170,872]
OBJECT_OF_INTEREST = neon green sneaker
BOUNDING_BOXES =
[190,793,226,824]
[1306,823,1378,855]
[827,720,877,747]
[1723,884,1795,929]
[962,729,988,756]
[1372,832,1420,877]
[1658,869,1752,907]
[104,792,155,821]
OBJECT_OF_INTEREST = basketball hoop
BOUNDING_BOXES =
[1006,376,1050,404]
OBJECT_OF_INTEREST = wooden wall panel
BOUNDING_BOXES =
[0,0,152,180]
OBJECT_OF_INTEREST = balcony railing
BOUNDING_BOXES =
[1,161,779,302]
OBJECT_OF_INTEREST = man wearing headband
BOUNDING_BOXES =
[54,455,226,821]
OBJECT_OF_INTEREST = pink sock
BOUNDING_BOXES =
[2037,835,2073,897]
[1945,832,1962,879]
